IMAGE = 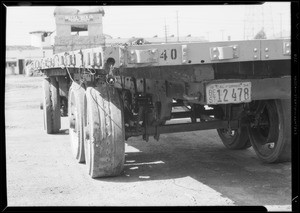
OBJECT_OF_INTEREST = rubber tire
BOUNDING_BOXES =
[247,99,291,163]
[68,82,85,163]
[217,126,251,150]
[43,77,61,134]
[84,86,125,178]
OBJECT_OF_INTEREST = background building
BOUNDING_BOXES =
[6,31,53,75]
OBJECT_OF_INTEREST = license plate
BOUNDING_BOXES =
[206,82,251,104]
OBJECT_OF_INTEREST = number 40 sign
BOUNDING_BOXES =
[160,49,178,61]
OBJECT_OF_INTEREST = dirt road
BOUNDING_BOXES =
[5,75,291,209]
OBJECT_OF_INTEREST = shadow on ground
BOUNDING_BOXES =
[96,132,291,205]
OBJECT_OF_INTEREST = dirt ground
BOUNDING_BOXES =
[5,75,292,210]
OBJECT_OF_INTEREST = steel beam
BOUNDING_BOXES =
[171,111,191,119]
[124,120,239,138]
[155,120,239,134]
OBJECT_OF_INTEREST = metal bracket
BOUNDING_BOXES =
[128,49,159,64]
[283,41,291,56]
[210,45,239,61]
[181,45,188,64]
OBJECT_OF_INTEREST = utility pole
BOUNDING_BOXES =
[261,5,264,30]
[164,18,168,43]
[270,5,275,38]
[244,5,258,40]
[221,29,225,41]
[176,11,179,42]
[279,13,282,38]
[243,18,246,40]
[206,31,210,41]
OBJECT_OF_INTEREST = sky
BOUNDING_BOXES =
[5,3,291,46]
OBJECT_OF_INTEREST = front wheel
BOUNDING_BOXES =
[42,77,61,134]
[247,99,291,163]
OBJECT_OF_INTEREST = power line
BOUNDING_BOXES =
[164,18,169,43]
[176,11,179,42]
[206,31,210,41]
[279,13,282,38]
[220,29,225,41]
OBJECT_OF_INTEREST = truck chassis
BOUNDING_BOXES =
[35,39,291,178]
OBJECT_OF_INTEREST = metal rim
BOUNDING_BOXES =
[219,128,236,138]
[218,128,238,146]
[248,101,279,158]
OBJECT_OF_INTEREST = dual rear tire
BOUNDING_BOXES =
[84,86,125,178]
[44,77,125,177]
[247,99,291,163]
[68,83,125,178]
[217,99,291,163]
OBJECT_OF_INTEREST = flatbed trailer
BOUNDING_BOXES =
[34,38,291,178]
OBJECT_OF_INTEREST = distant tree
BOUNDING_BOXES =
[254,28,267,39]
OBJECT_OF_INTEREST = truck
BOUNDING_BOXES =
[33,6,291,178]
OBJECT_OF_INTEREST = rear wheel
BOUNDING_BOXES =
[68,82,85,163]
[247,99,291,163]
[216,105,251,150]
[42,77,61,134]
[84,85,125,178]
[217,126,251,150]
